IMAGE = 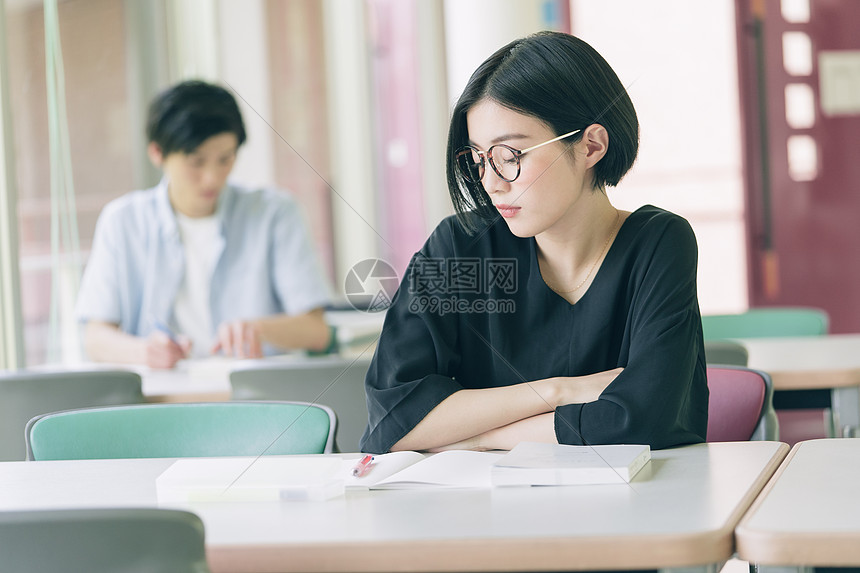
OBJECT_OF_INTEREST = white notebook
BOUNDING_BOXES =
[491,442,651,486]
[156,457,345,503]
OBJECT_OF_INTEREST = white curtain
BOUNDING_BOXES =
[44,0,83,364]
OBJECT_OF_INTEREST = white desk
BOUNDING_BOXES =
[31,307,383,403]
[738,334,860,437]
[139,355,328,402]
[0,442,788,573]
[34,349,376,404]
[736,439,860,571]
[24,359,232,402]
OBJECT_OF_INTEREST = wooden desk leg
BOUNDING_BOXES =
[831,386,860,438]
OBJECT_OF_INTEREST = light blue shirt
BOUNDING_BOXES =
[75,180,332,340]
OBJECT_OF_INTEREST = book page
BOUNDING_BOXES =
[342,451,426,488]
[371,450,504,489]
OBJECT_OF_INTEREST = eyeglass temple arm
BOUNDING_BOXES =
[518,129,581,155]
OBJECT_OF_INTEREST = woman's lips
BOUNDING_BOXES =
[495,204,521,218]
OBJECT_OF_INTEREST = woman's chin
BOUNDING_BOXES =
[501,218,538,239]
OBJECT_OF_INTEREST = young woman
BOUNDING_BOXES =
[360,32,708,454]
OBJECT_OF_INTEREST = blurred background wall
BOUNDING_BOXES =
[1,0,856,367]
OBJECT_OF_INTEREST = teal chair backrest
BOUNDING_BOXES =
[0,508,209,573]
[701,307,829,340]
[0,370,144,461]
[26,401,336,461]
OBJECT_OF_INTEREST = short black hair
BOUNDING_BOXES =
[146,80,247,156]
[445,31,639,233]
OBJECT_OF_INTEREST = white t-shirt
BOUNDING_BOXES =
[173,213,221,357]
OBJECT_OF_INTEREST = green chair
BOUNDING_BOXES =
[701,307,828,340]
[704,340,749,366]
[0,369,145,461]
[0,507,209,572]
[230,357,371,453]
[26,401,336,461]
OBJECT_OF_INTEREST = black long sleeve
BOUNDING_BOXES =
[360,206,708,454]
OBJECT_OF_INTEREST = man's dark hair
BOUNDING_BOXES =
[445,31,639,233]
[146,80,247,156]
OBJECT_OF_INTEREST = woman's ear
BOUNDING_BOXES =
[147,142,164,168]
[582,124,608,170]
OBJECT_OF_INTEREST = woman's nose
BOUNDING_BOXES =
[481,165,508,194]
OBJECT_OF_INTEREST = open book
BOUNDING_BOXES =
[490,442,651,486]
[155,451,505,503]
[155,445,643,503]
[345,450,504,490]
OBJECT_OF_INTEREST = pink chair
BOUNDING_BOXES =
[706,366,779,442]
[774,409,833,446]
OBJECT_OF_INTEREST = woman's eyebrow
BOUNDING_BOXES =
[468,133,531,147]
[492,133,530,144]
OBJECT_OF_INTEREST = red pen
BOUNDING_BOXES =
[351,454,374,477]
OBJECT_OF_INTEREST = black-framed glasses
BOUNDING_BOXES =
[455,129,581,183]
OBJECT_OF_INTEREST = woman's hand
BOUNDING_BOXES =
[391,368,624,453]
[427,412,558,452]
[426,434,486,452]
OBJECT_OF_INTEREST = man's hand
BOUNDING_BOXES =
[211,320,263,359]
[146,330,191,369]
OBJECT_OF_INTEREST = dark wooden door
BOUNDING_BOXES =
[735,0,860,333]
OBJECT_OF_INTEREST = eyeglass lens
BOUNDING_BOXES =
[456,148,484,182]
[456,145,520,183]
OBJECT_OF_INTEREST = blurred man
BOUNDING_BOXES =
[76,80,332,368]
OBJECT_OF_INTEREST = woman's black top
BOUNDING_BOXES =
[360,205,708,454]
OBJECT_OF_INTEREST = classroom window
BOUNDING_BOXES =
[6,0,134,365]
